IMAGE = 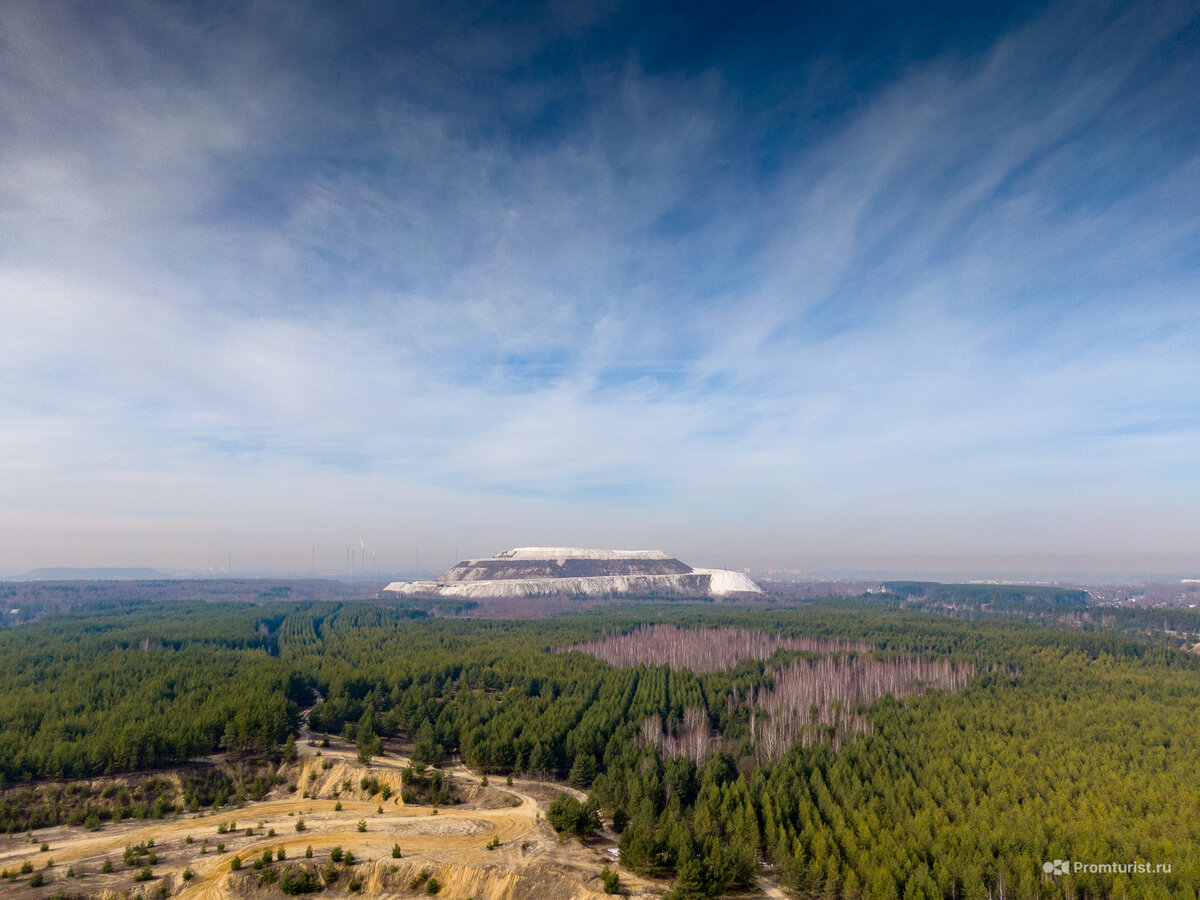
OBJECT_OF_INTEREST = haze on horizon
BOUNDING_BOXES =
[2,1,1198,579]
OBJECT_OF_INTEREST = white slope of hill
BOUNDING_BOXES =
[691,568,762,594]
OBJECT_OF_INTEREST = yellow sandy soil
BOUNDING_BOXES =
[0,746,668,900]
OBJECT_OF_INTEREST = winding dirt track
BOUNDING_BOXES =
[0,745,589,900]
[0,732,678,900]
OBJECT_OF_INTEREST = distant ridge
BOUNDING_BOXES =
[16,567,167,581]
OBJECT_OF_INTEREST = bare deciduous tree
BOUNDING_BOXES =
[569,625,973,762]
[562,624,871,672]
[749,656,974,759]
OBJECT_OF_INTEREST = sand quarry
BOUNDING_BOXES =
[0,736,666,900]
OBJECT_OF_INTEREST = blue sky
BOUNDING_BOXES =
[1,0,1198,576]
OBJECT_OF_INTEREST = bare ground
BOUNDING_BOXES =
[0,745,674,900]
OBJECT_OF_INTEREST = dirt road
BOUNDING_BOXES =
[0,748,653,900]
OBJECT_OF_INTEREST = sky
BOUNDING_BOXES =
[1,0,1198,578]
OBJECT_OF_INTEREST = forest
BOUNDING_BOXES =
[880,582,1089,609]
[0,595,1197,898]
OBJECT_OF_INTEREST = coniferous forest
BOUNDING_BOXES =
[0,595,1197,898]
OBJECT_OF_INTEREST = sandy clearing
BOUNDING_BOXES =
[0,754,677,900]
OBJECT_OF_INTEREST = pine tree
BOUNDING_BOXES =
[568,753,597,788]
[667,857,712,900]
[356,709,381,765]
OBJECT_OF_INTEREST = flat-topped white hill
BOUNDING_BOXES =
[384,547,760,599]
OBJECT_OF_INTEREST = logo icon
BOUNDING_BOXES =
[1043,860,1069,876]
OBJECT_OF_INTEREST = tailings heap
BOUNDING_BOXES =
[383,547,761,598]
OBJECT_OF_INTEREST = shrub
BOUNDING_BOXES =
[133,866,153,882]
[601,867,620,893]
[29,871,45,887]
[547,794,601,838]
[230,857,242,871]
[101,859,113,874]
[349,873,363,892]
[295,819,306,832]
[357,819,367,832]
[391,844,402,859]
[182,867,195,881]
[426,876,441,894]
[335,801,343,811]
[280,867,322,894]
[305,845,313,859]
[409,869,431,889]
[330,847,344,863]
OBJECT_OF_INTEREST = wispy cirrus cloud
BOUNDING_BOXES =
[1,0,1197,573]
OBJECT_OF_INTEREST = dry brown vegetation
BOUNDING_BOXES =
[563,624,872,672]
[743,655,974,760]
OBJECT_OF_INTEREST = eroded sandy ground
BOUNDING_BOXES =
[0,736,668,900]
